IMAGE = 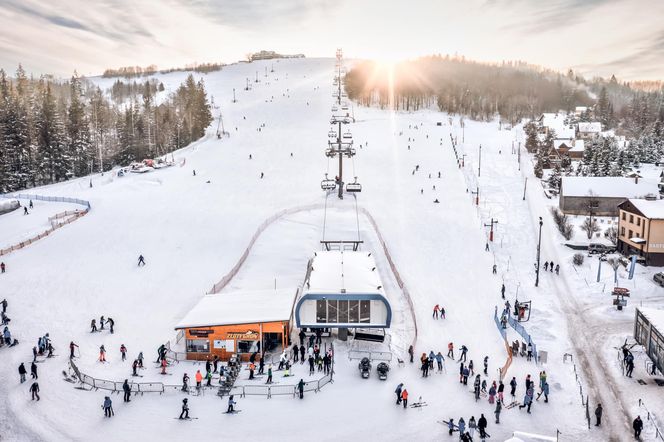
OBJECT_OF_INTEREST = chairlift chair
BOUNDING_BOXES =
[342,132,353,141]
[321,173,336,191]
[328,130,337,139]
[331,106,339,112]
[346,177,362,193]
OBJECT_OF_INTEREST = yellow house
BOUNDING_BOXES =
[617,199,664,266]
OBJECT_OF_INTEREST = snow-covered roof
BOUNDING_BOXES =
[578,122,602,133]
[575,106,588,113]
[570,139,585,152]
[539,113,575,138]
[175,288,298,329]
[553,139,573,149]
[627,199,664,219]
[638,307,664,334]
[306,251,384,294]
[561,177,659,199]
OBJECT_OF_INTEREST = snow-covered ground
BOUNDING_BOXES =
[0,57,660,442]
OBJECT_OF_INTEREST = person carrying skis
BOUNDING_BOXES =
[120,344,127,361]
[227,395,237,413]
[401,388,408,408]
[69,341,78,359]
[433,304,440,319]
[122,379,131,402]
[103,396,113,417]
[18,363,26,383]
[478,414,488,438]
[29,382,40,401]
[137,255,146,266]
[99,345,106,362]
[31,362,38,379]
[633,415,643,439]
[297,379,305,399]
[179,398,189,419]
[395,383,404,405]
[90,319,97,333]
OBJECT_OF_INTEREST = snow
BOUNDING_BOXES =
[0,57,653,442]
[627,198,664,219]
[174,289,298,329]
[569,139,584,152]
[308,251,383,294]
[577,122,602,133]
[560,176,659,198]
[0,198,19,213]
[638,307,664,333]
[539,113,575,139]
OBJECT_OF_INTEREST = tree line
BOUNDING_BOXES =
[0,66,213,193]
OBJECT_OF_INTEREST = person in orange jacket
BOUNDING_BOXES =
[448,342,454,358]
[195,370,203,388]
[401,389,409,409]
[249,362,255,380]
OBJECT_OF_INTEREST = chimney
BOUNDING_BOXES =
[635,176,639,184]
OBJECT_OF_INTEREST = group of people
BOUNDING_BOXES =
[33,333,54,360]
[447,415,488,441]
[432,304,446,320]
[90,316,115,333]
[542,261,560,275]
[1,299,17,348]
[419,350,446,377]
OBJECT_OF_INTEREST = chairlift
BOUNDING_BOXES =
[328,130,337,139]
[346,177,362,193]
[331,106,339,112]
[321,173,336,191]
[342,132,353,140]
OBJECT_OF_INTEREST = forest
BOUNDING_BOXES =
[0,66,213,192]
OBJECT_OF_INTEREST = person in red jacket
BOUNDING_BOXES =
[401,389,409,409]
[195,370,203,388]
[161,358,167,374]
[433,304,440,319]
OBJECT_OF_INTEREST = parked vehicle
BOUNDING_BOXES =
[588,243,615,254]
[653,272,664,287]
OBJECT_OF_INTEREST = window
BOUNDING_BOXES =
[327,300,338,323]
[637,217,641,226]
[348,300,359,323]
[621,227,625,236]
[629,230,633,239]
[316,300,327,323]
[360,300,371,323]
[237,340,258,354]
[622,212,626,221]
[630,215,634,223]
[338,300,349,323]
[186,339,209,353]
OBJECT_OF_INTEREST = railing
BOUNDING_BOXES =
[505,311,538,362]
[639,398,664,441]
[0,193,91,256]
[69,359,165,394]
[348,350,392,362]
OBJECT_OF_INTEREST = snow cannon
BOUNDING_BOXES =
[376,362,390,380]
[358,357,371,379]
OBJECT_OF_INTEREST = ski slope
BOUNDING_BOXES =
[0,57,620,441]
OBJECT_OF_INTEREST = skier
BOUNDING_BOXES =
[259,354,265,375]
[47,342,54,357]
[161,358,167,374]
[69,341,78,359]
[555,264,560,275]
[448,342,454,358]
[0,262,4,273]
[24,207,28,215]
[102,396,113,417]
[31,362,38,379]
[428,351,435,370]
[1,298,7,313]
[544,262,548,271]
[212,355,218,373]
[401,388,408,409]
[120,344,127,361]
[462,366,469,385]
[497,380,505,404]
[29,382,40,401]
[32,345,37,362]
[99,345,106,362]
[266,365,273,384]
[299,344,305,362]
[474,375,481,401]
[626,354,635,377]
[488,382,496,404]
[495,400,502,424]
[441,306,446,319]
[179,398,189,419]
[100,316,105,330]
[492,264,497,274]
[435,352,444,371]
[469,360,474,376]
[132,359,139,376]
[519,386,534,413]
[408,345,414,363]
[227,395,236,413]
[595,403,603,426]
[448,419,456,435]
[90,319,97,333]
[483,356,489,375]
[459,345,468,362]
[248,362,255,380]
[468,416,477,439]
[395,383,403,404]
[18,362,26,383]
[122,379,131,402]
[29,200,33,209]
[458,417,466,435]
[137,255,146,266]
[485,242,490,251]
[292,343,299,362]
[138,351,144,368]
[182,373,189,392]
[633,415,643,439]
[260,172,264,179]
[510,376,517,397]
[433,304,439,319]
[537,381,549,402]
[195,370,203,388]
[478,414,488,439]
[297,379,305,399]
[550,261,554,272]
[309,355,315,375]
[107,317,115,334]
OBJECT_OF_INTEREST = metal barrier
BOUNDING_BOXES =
[506,313,538,362]
[348,350,392,362]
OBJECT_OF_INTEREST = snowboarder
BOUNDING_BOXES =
[408,345,414,363]
[595,403,603,426]
[227,395,237,413]
[99,345,106,362]
[31,362,38,379]
[633,415,643,439]
[297,379,305,399]
[478,414,488,438]
[69,341,78,359]
[90,319,97,333]
[120,344,127,361]
[122,379,131,402]
[29,382,40,401]
[401,388,408,408]
[18,362,26,383]
[395,383,403,404]
[137,255,146,266]
[495,400,502,423]
[179,398,189,419]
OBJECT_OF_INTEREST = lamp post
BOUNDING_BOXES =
[535,217,543,287]
[478,144,482,177]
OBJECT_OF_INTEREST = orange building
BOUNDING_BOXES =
[174,289,298,361]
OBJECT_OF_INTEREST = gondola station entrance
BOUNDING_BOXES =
[175,289,298,361]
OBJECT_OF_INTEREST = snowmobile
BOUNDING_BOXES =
[376,362,390,380]
[358,357,372,379]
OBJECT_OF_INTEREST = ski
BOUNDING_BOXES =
[504,401,520,409]
[174,417,198,420]
[224,410,242,414]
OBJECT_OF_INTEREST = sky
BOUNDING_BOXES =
[1,0,663,81]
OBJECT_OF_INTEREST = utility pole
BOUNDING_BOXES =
[484,218,499,242]
[518,141,521,171]
[523,177,528,200]
[255,71,259,83]
[478,144,482,177]
[245,78,250,91]
[232,88,237,103]
[535,217,543,287]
